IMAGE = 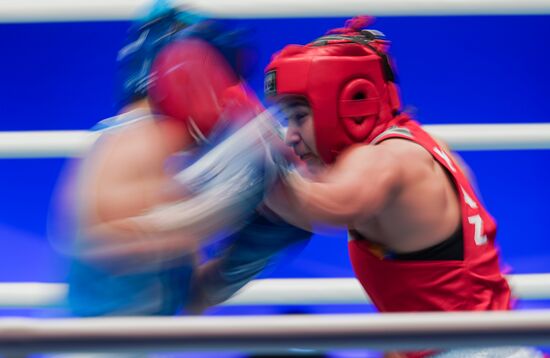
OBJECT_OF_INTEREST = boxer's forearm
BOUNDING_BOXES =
[78,189,257,263]
[135,169,264,236]
[138,110,288,236]
[281,146,401,226]
[78,218,198,265]
[284,172,359,225]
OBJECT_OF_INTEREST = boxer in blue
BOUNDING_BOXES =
[54,0,310,316]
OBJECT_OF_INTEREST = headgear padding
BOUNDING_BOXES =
[265,22,401,163]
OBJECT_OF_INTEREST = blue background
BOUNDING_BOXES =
[0,15,549,300]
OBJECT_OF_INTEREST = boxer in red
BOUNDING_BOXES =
[264,16,543,358]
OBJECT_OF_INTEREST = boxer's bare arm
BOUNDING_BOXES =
[266,144,403,228]
[267,139,463,254]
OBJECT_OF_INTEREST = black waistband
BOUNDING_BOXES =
[389,224,463,261]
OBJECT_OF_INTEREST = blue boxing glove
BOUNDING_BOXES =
[188,210,312,310]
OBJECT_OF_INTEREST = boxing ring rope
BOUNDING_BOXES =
[1,123,550,159]
[0,130,97,159]
[1,274,549,309]
[1,0,550,23]
[1,310,550,354]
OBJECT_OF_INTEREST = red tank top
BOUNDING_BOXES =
[348,118,511,314]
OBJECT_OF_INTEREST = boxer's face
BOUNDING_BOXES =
[280,96,324,174]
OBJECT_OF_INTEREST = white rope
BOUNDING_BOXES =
[0,283,67,308]
[0,130,98,159]
[426,123,550,151]
[0,123,549,158]
[1,310,550,353]
[1,0,550,23]
[1,274,549,309]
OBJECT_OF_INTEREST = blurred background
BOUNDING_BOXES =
[0,5,549,316]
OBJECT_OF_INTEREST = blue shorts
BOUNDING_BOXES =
[68,257,194,316]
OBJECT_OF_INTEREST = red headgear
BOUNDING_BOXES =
[265,18,401,163]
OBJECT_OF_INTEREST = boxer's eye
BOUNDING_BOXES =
[292,112,308,123]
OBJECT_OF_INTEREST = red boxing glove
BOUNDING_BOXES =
[149,38,261,143]
[221,82,264,127]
